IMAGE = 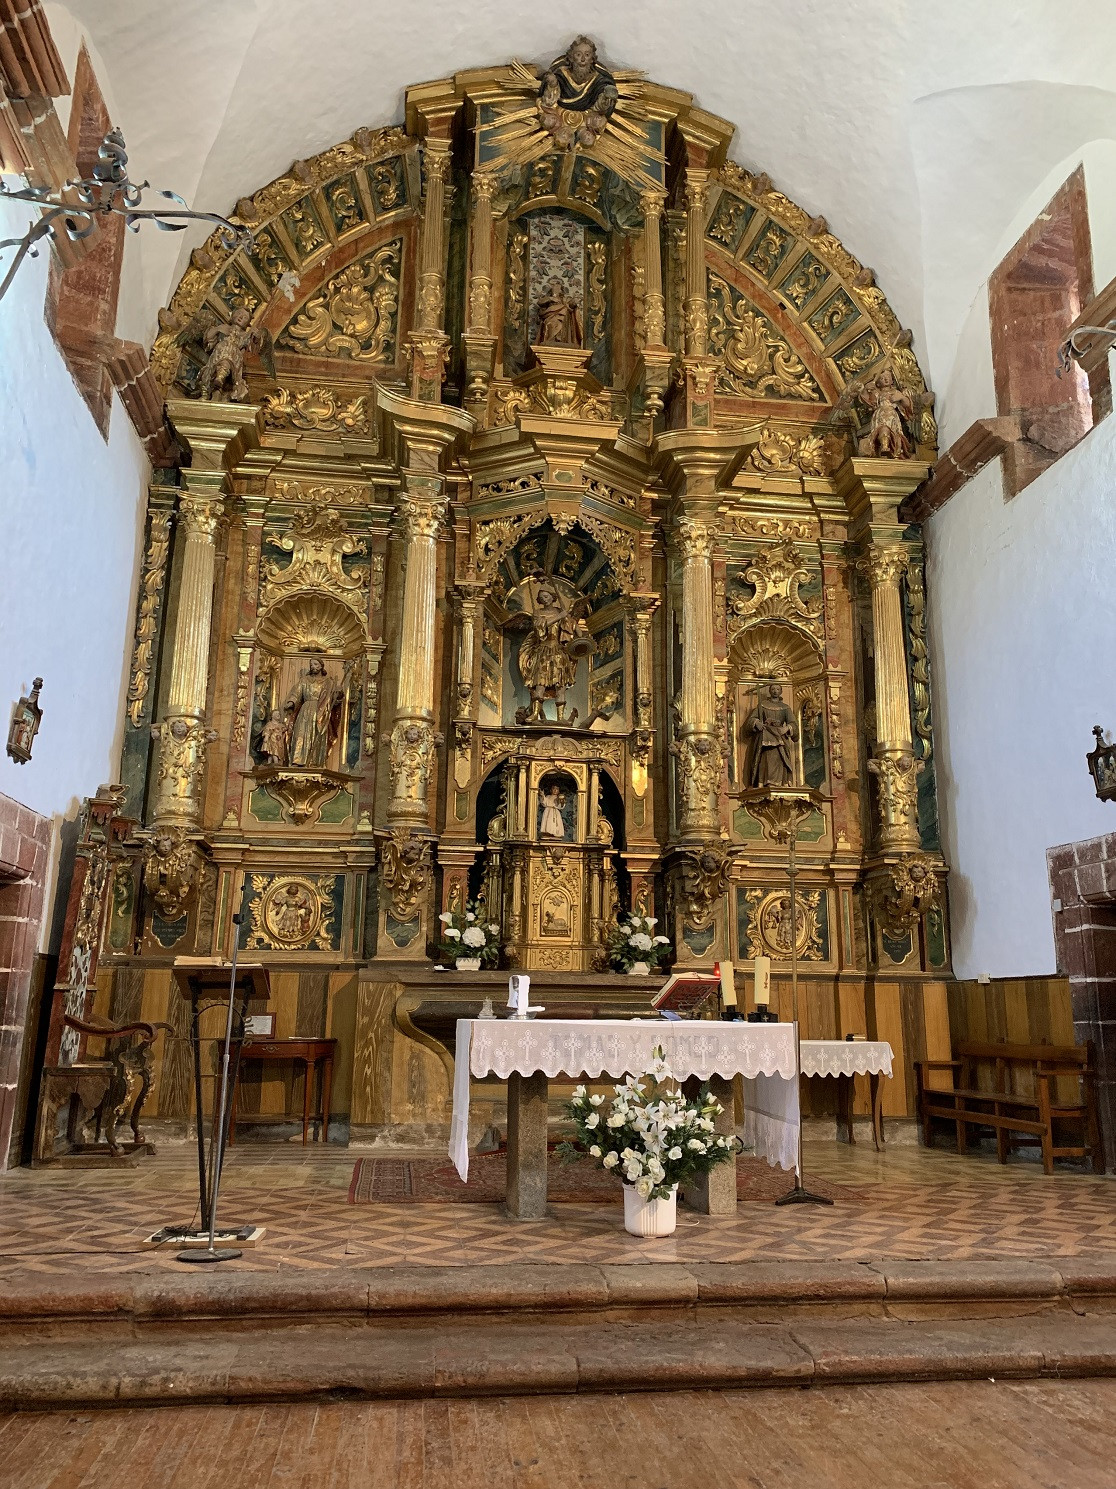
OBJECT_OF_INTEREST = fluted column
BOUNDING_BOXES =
[386,489,448,825]
[639,190,667,349]
[151,493,223,827]
[463,170,499,415]
[408,137,452,402]
[674,516,721,837]
[683,170,709,358]
[858,543,921,851]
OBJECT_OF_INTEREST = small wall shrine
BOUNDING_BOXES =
[46,39,953,1143]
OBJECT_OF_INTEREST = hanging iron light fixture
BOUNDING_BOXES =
[0,127,249,303]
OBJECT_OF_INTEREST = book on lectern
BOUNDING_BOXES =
[651,969,722,1018]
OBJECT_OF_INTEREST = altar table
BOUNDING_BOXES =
[452,1018,796,1219]
[743,1038,895,1170]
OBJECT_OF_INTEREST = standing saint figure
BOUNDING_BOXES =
[856,366,915,459]
[283,658,342,768]
[537,280,582,347]
[539,783,567,840]
[513,581,594,722]
[744,683,799,787]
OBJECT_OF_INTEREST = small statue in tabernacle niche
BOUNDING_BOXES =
[744,683,799,787]
[537,36,619,150]
[194,306,275,402]
[509,580,595,722]
[6,677,42,764]
[855,365,915,459]
[539,782,567,839]
[283,658,343,768]
[537,280,583,346]
[260,709,288,766]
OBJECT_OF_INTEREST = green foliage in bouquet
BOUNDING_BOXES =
[560,1047,740,1201]
[435,901,500,967]
[607,911,671,974]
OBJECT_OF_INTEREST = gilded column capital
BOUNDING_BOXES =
[422,138,452,183]
[676,516,716,562]
[683,171,709,213]
[399,496,449,541]
[471,170,499,201]
[856,542,909,589]
[639,188,666,219]
[178,494,225,540]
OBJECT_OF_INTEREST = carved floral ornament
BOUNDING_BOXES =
[260,386,371,435]
[728,538,823,641]
[707,163,934,430]
[150,126,413,392]
[259,506,368,615]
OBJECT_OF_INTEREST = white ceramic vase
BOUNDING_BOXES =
[623,1183,678,1237]
[628,961,651,976]
[456,957,482,971]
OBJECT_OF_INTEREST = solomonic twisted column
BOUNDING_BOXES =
[857,542,921,852]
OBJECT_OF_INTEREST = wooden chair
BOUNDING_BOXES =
[915,1040,1103,1174]
[34,1013,170,1165]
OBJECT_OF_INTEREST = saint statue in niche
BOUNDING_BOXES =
[260,710,288,766]
[283,658,343,768]
[537,279,583,346]
[744,683,799,787]
[539,783,567,840]
[510,580,595,722]
[537,35,619,150]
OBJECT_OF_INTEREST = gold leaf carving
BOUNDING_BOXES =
[260,386,371,435]
[127,513,172,729]
[278,242,400,362]
[708,275,821,402]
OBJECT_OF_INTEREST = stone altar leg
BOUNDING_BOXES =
[681,1074,737,1215]
[505,1071,549,1220]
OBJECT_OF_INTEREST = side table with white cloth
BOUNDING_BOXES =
[451,1018,797,1219]
[743,1038,895,1170]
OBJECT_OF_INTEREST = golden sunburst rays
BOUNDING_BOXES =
[484,64,662,191]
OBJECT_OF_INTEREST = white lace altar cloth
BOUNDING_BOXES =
[742,1039,894,1172]
[451,1018,796,1182]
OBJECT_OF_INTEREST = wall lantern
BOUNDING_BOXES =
[1087,725,1116,802]
[6,678,43,764]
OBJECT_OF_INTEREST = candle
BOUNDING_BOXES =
[753,956,771,1007]
[719,959,737,1008]
[508,973,530,1015]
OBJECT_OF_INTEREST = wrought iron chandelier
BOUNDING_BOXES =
[1058,320,1116,376]
[0,127,248,303]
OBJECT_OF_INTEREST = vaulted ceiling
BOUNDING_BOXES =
[54,0,1116,425]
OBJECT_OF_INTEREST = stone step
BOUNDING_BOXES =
[1,1257,1114,1341]
[2,1312,1116,1407]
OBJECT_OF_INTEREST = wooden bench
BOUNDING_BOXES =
[915,1041,1104,1174]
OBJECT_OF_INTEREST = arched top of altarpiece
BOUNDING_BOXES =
[149,61,934,441]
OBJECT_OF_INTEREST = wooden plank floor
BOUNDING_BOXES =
[2,1380,1115,1489]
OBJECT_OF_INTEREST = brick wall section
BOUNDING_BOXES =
[0,792,51,1168]
[1047,831,1116,1171]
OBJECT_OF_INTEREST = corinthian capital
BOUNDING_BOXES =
[399,496,449,541]
[676,516,716,562]
[472,170,499,202]
[857,543,909,589]
[639,189,666,220]
[422,140,451,185]
[178,494,225,539]
[683,172,708,214]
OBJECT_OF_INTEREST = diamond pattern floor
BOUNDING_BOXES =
[0,1140,1113,1277]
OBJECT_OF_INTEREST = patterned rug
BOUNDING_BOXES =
[347,1152,862,1205]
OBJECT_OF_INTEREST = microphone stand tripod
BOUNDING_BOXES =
[178,888,250,1262]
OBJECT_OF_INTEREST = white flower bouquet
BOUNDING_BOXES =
[435,901,500,968]
[606,911,672,975]
[560,1048,738,1201]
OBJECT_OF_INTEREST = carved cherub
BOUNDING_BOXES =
[854,365,915,459]
[185,306,275,402]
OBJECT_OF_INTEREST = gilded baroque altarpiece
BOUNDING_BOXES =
[47,42,952,1140]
